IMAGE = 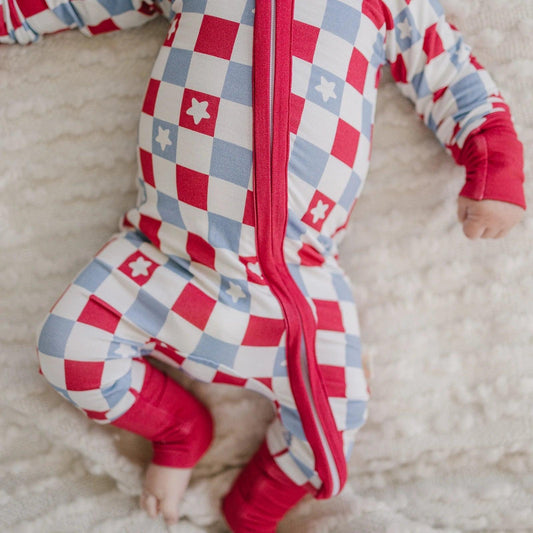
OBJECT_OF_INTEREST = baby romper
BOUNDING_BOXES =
[2,0,525,529]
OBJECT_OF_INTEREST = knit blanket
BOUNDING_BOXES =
[2,1,533,531]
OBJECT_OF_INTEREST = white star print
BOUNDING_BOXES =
[315,76,336,103]
[155,126,172,151]
[186,98,210,125]
[129,256,152,277]
[310,200,329,223]
[114,343,138,358]
[397,19,412,40]
[247,262,262,277]
[280,359,287,367]
[226,281,246,303]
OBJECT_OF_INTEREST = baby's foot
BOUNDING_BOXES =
[140,462,193,526]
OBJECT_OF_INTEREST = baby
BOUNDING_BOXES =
[2,0,526,531]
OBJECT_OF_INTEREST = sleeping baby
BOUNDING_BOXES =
[1,0,525,530]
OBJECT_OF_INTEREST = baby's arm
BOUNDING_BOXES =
[0,0,176,45]
[382,0,526,238]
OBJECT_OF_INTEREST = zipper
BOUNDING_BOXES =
[253,0,345,498]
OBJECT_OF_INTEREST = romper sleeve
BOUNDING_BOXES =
[0,0,177,45]
[381,0,526,209]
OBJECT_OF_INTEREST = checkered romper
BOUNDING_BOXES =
[3,0,520,498]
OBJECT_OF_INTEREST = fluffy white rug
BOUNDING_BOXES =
[1,1,533,531]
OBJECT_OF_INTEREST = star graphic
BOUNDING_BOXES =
[155,126,172,151]
[315,76,336,103]
[397,19,412,40]
[247,261,262,277]
[226,281,246,303]
[128,256,152,277]
[186,98,210,125]
[310,199,329,223]
[114,343,138,358]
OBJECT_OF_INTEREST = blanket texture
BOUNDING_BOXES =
[1,1,532,531]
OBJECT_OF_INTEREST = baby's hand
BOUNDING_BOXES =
[457,197,525,240]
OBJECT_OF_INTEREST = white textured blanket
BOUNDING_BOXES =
[1,1,533,531]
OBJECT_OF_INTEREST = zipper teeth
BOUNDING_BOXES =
[269,0,341,496]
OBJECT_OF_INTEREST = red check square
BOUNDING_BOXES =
[318,365,347,397]
[292,21,320,62]
[423,23,445,61]
[139,214,162,249]
[313,299,344,332]
[172,283,216,330]
[213,371,247,387]
[290,94,305,134]
[346,48,369,94]
[194,16,239,60]
[139,148,155,187]
[242,190,255,226]
[78,295,121,334]
[331,119,360,167]
[64,360,104,391]
[186,233,216,269]
[179,88,220,137]
[118,251,159,286]
[142,78,160,117]
[87,18,120,36]
[242,316,285,346]
[18,0,48,18]
[301,190,335,232]
[298,243,325,266]
[176,165,209,210]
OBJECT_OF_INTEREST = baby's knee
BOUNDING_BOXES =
[35,312,130,420]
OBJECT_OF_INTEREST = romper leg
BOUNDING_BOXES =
[35,231,214,468]
[220,265,370,530]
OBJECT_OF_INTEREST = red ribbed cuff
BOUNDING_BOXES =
[453,108,526,210]
[110,359,214,468]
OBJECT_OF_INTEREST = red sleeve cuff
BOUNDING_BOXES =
[453,108,526,210]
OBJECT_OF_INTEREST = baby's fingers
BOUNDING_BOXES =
[480,226,502,239]
[462,218,486,240]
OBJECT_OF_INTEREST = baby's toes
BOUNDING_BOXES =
[160,495,181,526]
[141,492,159,519]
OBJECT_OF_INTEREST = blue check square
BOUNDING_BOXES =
[125,289,169,336]
[289,137,329,187]
[193,333,239,368]
[97,0,134,16]
[394,8,422,52]
[162,48,193,87]
[322,0,361,44]
[208,213,242,253]
[152,118,178,162]
[222,63,253,106]
[306,65,345,115]
[210,139,252,188]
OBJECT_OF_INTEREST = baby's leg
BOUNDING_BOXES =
[221,265,370,531]
[36,231,213,525]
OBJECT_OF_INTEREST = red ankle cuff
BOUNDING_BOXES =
[222,441,312,532]
[111,359,214,468]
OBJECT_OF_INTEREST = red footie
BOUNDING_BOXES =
[221,441,313,532]
[110,359,214,468]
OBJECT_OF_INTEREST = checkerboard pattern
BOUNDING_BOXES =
[14,0,511,494]
[0,0,175,45]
